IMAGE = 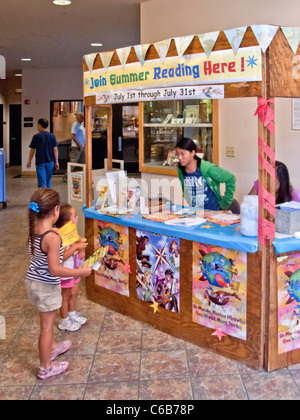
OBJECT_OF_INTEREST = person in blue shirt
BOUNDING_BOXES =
[27,118,59,188]
[70,113,85,164]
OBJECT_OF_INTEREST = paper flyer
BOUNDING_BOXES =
[80,246,108,269]
[57,220,80,247]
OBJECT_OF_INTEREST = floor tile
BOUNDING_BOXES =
[84,381,139,400]
[140,350,189,381]
[139,378,193,400]
[89,352,141,383]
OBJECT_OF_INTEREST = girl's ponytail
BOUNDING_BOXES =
[28,188,60,255]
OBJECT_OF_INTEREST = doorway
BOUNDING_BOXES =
[112,104,139,173]
[9,104,21,166]
[50,100,84,174]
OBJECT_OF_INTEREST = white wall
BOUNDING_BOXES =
[140,0,300,201]
[141,0,300,43]
[21,67,82,173]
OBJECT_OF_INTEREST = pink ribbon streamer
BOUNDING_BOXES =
[258,184,276,217]
[254,97,275,136]
[258,153,276,180]
[258,136,275,165]
[258,216,275,245]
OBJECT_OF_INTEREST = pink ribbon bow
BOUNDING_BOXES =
[254,97,275,135]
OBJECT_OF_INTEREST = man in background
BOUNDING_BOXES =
[26,118,59,188]
[70,113,85,164]
[63,113,85,181]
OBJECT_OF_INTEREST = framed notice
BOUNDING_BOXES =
[292,98,300,130]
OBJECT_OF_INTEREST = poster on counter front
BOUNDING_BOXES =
[94,220,129,296]
[278,253,300,354]
[192,242,247,340]
[136,230,180,313]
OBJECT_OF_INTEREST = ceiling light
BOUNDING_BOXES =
[91,43,103,47]
[53,0,71,5]
[21,58,31,62]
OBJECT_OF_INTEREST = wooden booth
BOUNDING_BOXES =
[82,25,300,371]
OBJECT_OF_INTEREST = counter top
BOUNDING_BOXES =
[84,207,259,253]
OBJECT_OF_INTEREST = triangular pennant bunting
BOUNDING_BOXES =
[116,46,132,68]
[99,51,114,72]
[198,31,219,58]
[134,43,150,66]
[174,35,194,58]
[84,53,98,71]
[251,24,279,53]
[281,27,300,54]
[224,26,247,55]
[154,39,171,63]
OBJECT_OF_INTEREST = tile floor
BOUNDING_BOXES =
[1,167,300,400]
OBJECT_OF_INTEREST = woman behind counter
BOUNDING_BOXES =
[249,160,300,204]
[176,137,236,210]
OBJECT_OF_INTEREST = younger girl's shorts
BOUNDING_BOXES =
[61,277,80,289]
[25,279,62,312]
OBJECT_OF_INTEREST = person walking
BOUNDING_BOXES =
[27,118,59,188]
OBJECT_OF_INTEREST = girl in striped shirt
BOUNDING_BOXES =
[26,188,92,380]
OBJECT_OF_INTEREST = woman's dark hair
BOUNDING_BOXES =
[176,137,201,169]
[28,188,60,255]
[55,203,72,228]
[276,161,293,204]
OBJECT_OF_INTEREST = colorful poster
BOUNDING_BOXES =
[278,253,300,354]
[84,46,262,99]
[94,221,129,296]
[70,173,83,202]
[192,242,247,340]
[136,230,180,313]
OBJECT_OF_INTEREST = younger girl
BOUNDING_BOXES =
[176,137,236,210]
[55,204,88,332]
[26,188,92,380]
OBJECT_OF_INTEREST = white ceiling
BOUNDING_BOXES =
[0,0,146,77]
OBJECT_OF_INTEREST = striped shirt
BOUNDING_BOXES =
[27,230,64,285]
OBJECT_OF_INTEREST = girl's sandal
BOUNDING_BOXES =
[37,361,69,380]
[51,340,72,361]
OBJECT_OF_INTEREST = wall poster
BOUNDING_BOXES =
[278,253,300,354]
[192,242,247,340]
[136,230,180,313]
[94,220,129,296]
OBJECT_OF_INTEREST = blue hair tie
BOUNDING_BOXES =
[29,202,39,213]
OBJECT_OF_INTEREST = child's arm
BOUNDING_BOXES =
[44,232,92,278]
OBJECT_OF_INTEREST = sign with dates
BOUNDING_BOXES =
[95,85,224,104]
